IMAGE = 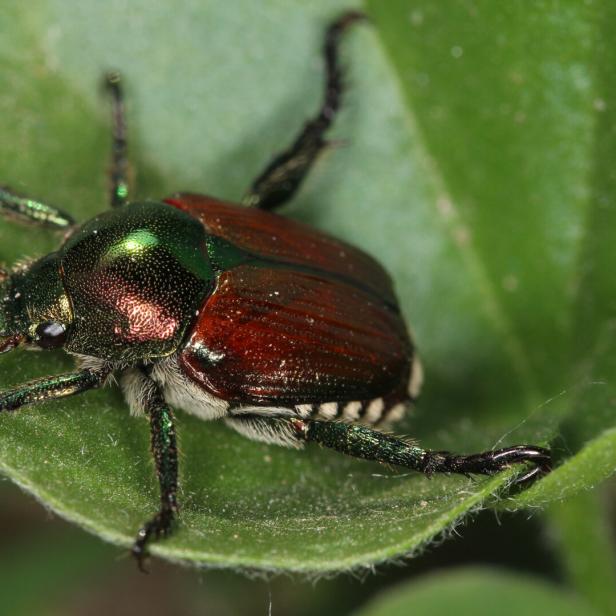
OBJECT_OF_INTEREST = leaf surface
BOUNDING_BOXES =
[0,1,614,571]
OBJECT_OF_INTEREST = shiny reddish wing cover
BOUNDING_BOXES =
[164,194,412,406]
[165,193,397,304]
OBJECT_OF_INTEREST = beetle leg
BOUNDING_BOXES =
[243,11,366,210]
[104,72,130,208]
[0,187,75,230]
[0,368,110,412]
[290,419,552,484]
[130,369,178,572]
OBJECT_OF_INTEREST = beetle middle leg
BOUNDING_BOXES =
[243,11,366,211]
[289,418,552,484]
[127,367,179,571]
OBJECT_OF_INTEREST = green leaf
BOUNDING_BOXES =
[352,567,600,616]
[545,489,616,614]
[0,1,614,572]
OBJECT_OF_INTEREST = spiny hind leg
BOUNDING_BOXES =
[292,419,552,483]
[225,413,551,483]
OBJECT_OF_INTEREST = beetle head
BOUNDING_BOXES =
[0,254,73,354]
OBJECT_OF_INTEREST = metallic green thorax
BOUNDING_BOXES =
[59,201,215,361]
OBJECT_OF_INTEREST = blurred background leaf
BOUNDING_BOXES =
[352,567,601,616]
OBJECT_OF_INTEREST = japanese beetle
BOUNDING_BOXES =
[0,12,551,569]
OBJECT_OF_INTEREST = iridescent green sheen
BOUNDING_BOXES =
[205,234,255,272]
[0,369,105,411]
[115,182,129,202]
[306,420,427,469]
[0,187,75,228]
[60,201,215,361]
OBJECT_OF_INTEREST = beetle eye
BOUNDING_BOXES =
[34,321,67,349]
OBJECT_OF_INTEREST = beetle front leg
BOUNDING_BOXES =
[0,187,75,230]
[0,368,110,412]
[243,11,366,210]
[130,369,178,571]
[291,419,552,484]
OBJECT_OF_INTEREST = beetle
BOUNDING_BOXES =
[0,11,550,569]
